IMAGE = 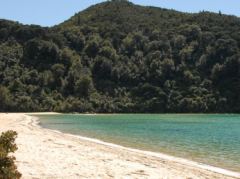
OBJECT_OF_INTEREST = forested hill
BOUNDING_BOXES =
[0,0,239,113]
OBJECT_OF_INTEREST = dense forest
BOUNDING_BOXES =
[0,0,239,113]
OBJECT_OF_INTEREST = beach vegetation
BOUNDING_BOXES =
[0,131,21,179]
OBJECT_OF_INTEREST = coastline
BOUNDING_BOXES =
[0,113,239,179]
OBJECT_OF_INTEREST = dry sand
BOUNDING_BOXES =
[0,113,239,179]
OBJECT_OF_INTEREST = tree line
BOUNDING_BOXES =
[0,0,239,113]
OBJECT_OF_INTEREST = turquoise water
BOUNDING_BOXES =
[37,114,240,172]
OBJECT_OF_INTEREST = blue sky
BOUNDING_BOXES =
[0,0,239,27]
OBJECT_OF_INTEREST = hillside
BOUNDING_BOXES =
[0,0,239,113]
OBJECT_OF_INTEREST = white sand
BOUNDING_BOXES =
[0,113,239,179]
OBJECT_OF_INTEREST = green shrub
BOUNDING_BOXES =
[0,131,21,179]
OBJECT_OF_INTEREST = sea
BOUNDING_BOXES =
[36,114,240,172]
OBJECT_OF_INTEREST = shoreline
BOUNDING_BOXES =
[33,113,240,178]
[31,113,240,178]
[0,113,240,178]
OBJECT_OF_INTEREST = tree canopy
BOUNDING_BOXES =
[0,1,239,113]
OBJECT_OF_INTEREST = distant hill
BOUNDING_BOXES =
[0,0,239,113]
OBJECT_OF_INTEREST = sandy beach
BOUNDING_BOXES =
[0,113,239,179]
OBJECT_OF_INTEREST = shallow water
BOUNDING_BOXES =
[37,114,240,172]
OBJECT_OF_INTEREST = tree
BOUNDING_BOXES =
[85,35,101,58]
[23,39,60,69]
[0,86,11,111]
[51,64,65,77]
[75,75,94,97]
[93,57,113,80]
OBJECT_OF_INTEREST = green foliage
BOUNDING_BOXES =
[0,1,240,113]
[0,86,11,112]
[23,39,60,69]
[75,75,94,97]
[0,131,21,179]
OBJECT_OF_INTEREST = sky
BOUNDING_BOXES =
[0,0,239,27]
